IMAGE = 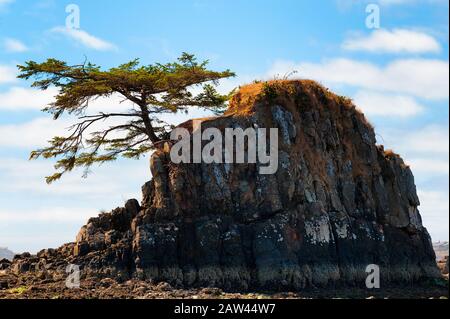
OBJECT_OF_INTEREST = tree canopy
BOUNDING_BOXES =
[17,53,235,183]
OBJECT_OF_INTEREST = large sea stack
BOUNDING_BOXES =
[9,80,441,291]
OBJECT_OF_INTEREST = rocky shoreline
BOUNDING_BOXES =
[0,272,447,299]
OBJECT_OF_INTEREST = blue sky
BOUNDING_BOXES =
[0,0,448,253]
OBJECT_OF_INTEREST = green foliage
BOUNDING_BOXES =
[261,82,278,101]
[18,53,235,183]
[8,286,28,295]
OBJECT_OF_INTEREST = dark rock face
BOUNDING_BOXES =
[0,259,11,271]
[10,80,441,290]
[445,258,449,275]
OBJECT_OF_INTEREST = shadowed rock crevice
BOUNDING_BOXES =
[8,80,441,291]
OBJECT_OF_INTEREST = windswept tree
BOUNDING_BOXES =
[18,53,235,183]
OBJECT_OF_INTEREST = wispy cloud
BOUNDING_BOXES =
[393,124,449,156]
[353,90,424,117]
[343,29,441,54]
[409,158,449,174]
[0,65,16,84]
[0,114,137,149]
[0,0,13,7]
[51,26,117,51]
[0,206,95,222]
[268,58,449,100]
[0,156,147,198]
[0,117,70,148]
[418,190,449,241]
[379,124,449,175]
[0,87,57,110]
[0,86,141,113]
[3,37,28,53]
[0,104,217,150]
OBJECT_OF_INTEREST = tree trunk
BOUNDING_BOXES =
[139,105,160,145]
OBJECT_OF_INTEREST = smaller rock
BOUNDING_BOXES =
[200,287,223,296]
[141,181,154,206]
[155,281,172,291]
[12,260,30,274]
[100,278,116,288]
[73,241,90,257]
[0,258,11,270]
[14,252,31,260]
[133,286,147,295]
[125,199,141,217]
[104,230,120,246]
[443,256,449,275]
[36,271,49,280]
[0,281,9,290]
[37,248,56,259]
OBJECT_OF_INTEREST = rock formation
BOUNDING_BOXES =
[444,257,449,275]
[8,80,441,291]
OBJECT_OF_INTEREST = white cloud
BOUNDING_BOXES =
[0,117,70,148]
[0,155,149,253]
[418,190,449,241]
[0,65,16,84]
[379,124,449,175]
[0,206,94,222]
[409,158,449,174]
[0,156,148,198]
[51,26,117,51]
[0,114,139,149]
[343,29,441,54]
[0,87,58,110]
[397,125,449,156]
[0,233,74,254]
[3,38,28,53]
[0,85,142,113]
[353,90,424,117]
[268,58,449,100]
[0,85,225,148]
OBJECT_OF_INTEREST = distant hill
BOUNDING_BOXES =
[0,247,14,260]
[433,241,449,261]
